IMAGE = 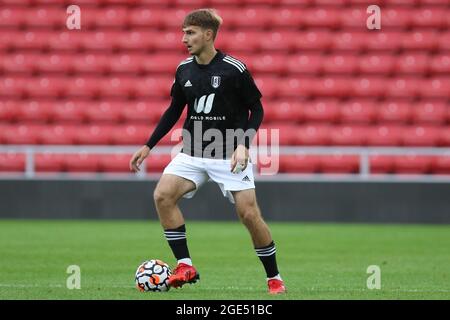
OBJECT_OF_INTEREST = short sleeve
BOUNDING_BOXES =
[237,69,262,107]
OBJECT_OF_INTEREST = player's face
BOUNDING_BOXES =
[182,26,209,56]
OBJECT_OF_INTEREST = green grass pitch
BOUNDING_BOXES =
[0,220,449,300]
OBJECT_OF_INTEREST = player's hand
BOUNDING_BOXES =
[231,144,249,174]
[130,145,150,173]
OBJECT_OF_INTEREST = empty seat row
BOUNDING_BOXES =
[1,30,449,52]
[1,100,448,125]
[2,152,450,175]
[1,123,450,147]
[1,6,448,29]
[1,53,449,75]
[1,76,448,99]
[277,154,450,174]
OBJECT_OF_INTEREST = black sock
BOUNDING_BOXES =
[255,241,279,278]
[164,224,191,261]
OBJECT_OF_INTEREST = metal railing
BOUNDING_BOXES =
[1,145,450,182]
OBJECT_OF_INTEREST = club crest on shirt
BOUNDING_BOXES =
[211,76,221,89]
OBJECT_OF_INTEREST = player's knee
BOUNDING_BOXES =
[237,204,260,225]
[153,188,176,208]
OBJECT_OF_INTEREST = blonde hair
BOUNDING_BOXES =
[183,9,223,40]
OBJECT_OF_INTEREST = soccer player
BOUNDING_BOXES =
[130,9,286,294]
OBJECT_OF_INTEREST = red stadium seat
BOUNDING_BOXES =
[260,31,298,53]
[381,8,411,29]
[10,31,53,51]
[133,76,172,98]
[0,77,26,98]
[294,125,331,146]
[64,153,101,173]
[438,127,450,146]
[0,101,18,122]
[84,102,122,123]
[251,54,286,74]
[430,55,450,74]
[296,31,332,51]
[1,53,37,74]
[431,156,450,175]
[89,7,129,28]
[394,155,432,174]
[395,54,429,74]
[121,101,166,124]
[129,7,165,28]
[36,54,72,74]
[146,154,172,173]
[411,101,447,125]
[2,124,44,145]
[254,77,281,99]
[340,8,367,29]
[25,7,65,28]
[402,31,438,50]
[339,101,376,124]
[303,100,339,123]
[314,77,352,97]
[25,77,65,98]
[17,101,53,123]
[358,54,395,75]
[385,78,420,98]
[331,32,367,52]
[376,101,412,124]
[370,155,395,174]
[71,54,109,74]
[141,54,186,74]
[233,8,272,28]
[98,77,134,98]
[366,32,403,51]
[111,124,151,145]
[35,153,65,172]
[438,32,450,51]
[64,77,101,98]
[80,31,122,51]
[263,100,303,123]
[0,153,25,172]
[320,154,359,174]
[352,77,386,97]
[99,154,133,173]
[261,123,298,145]
[302,8,340,28]
[366,126,405,146]
[107,54,143,74]
[51,101,86,123]
[322,55,358,74]
[152,31,187,52]
[271,8,302,28]
[402,126,440,147]
[0,7,26,28]
[39,125,77,145]
[221,32,261,53]
[48,31,84,51]
[280,155,321,173]
[286,54,323,75]
[330,125,367,146]
[116,31,155,51]
[411,8,446,28]
[419,78,450,98]
[75,125,114,145]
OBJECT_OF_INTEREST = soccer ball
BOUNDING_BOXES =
[135,259,171,292]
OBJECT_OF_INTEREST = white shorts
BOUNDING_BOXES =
[163,152,255,204]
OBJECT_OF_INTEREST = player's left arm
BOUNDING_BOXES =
[231,68,264,173]
[231,99,264,173]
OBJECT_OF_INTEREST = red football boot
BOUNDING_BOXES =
[168,263,200,288]
[268,279,286,294]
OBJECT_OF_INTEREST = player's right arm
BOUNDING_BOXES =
[129,75,186,173]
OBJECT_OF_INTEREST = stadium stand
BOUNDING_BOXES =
[0,0,449,175]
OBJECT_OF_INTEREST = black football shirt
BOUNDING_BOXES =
[171,50,262,159]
